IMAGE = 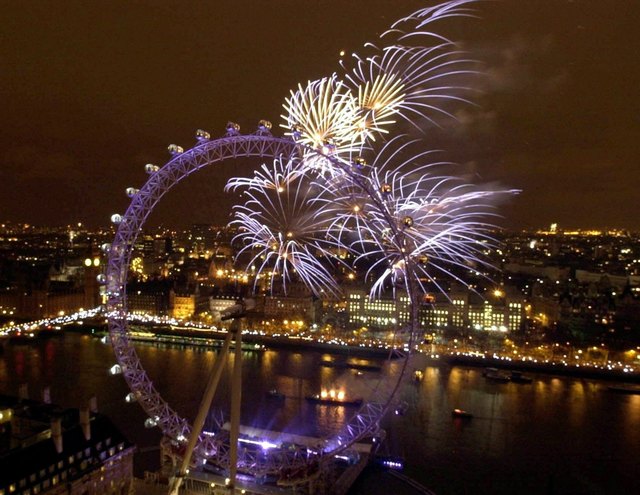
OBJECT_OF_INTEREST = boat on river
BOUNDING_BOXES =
[305,388,363,407]
[452,408,473,419]
[482,367,511,382]
[320,360,381,372]
[510,371,533,384]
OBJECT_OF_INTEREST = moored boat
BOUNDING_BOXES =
[320,360,381,371]
[510,371,533,384]
[482,367,510,382]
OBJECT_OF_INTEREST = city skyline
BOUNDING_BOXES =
[2,0,639,230]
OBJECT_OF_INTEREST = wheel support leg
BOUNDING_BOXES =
[228,326,243,490]
[169,330,234,495]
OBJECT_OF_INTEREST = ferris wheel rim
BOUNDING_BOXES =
[104,131,416,475]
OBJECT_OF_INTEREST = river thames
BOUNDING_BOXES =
[1,333,639,495]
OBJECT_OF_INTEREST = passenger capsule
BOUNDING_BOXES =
[100,243,111,253]
[258,119,272,131]
[321,138,337,155]
[125,392,137,403]
[125,187,139,198]
[109,364,122,375]
[167,144,184,155]
[354,156,367,168]
[110,214,123,224]
[381,183,392,195]
[402,216,414,228]
[291,124,303,140]
[145,164,160,174]
[196,129,210,142]
[144,417,158,428]
[96,274,107,285]
[226,122,241,136]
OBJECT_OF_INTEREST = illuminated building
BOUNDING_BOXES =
[170,289,196,319]
[346,288,524,333]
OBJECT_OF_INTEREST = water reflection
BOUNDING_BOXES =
[2,335,640,494]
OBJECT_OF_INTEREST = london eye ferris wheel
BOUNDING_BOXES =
[102,1,513,491]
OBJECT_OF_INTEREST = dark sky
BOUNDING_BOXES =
[2,0,639,230]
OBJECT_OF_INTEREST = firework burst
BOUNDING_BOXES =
[281,75,363,153]
[231,0,515,302]
[226,156,339,296]
[348,137,516,299]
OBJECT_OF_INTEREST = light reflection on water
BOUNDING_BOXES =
[1,334,640,494]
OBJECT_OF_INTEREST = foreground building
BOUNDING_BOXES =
[0,394,134,495]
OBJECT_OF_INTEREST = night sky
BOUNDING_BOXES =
[2,1,639,230]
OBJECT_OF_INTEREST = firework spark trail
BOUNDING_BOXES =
[343,44,479,132]
[386,0,480,40]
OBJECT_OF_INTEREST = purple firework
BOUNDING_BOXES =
[226,156,340,296]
